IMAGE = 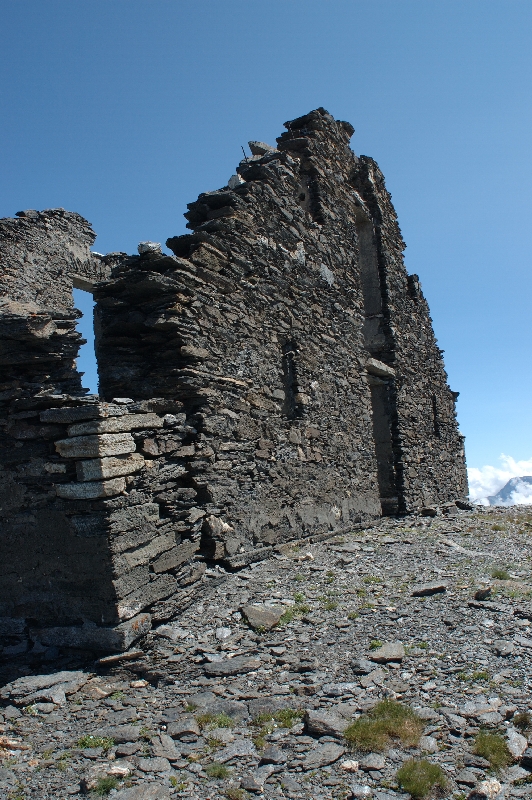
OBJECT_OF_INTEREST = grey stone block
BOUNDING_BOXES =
[55,432,135,458]
[55,476,126,499]
[76,453,145,481]
[67,412,164,436]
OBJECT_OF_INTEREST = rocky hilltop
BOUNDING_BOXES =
[1,504,532,800]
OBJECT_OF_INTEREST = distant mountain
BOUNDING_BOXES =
[488,476,532,506]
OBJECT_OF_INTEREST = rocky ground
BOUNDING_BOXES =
[2,505,532,800]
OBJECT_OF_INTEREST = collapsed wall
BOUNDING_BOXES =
[0,109,468,655]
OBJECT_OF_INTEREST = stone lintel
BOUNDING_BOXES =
[365,358,396,378]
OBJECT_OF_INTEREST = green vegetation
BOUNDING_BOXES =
[348,611,359,620]
[491,567,511,580]
[344,700,424,752]
[56,752,71,771]
[369,639,383,650]
[457,670,490,683]
[92,776,119,796]
[109,691,125,700]
[363,575,382,584]
[251,708,303,749]
[396,759,447,799]
[76,735,114,752]
[225,789,248,800]
[169,776,188,791]
[278,596,310,625]
[184,702,198,713]
[196,712,235,730]
[204,762,230,779]
[513,711,532,732]
[491,524,505,532]
[473,731,512,771]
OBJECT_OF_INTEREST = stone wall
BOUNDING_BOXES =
[0,109,468,654]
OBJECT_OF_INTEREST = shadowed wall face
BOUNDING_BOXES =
[0,110,468,653]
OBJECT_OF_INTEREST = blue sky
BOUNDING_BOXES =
[2,1,531,498]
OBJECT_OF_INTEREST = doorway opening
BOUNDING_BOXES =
[73,286,98,395]
[354,207,399,513]
[369,379,399,515]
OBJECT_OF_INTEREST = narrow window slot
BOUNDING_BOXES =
[73,287,98,395]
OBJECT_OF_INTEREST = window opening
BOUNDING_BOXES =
[431,394,440,438]
[73,287,98,395]
[281,340,302,419]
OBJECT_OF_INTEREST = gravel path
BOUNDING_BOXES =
[2,505,532,800]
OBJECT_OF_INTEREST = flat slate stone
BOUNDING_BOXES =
[411,581,447,597]
[95,725,141,743]
[302,742,345,769]
[0,670,88,705]
[113,784,170,800]
[241,603,284,630]
[136,757,171,773]
[203,656,261,676]
[217,738,258,762]
[368,641,405,663]
[304,709,349,738]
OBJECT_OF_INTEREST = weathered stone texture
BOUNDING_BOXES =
[0,108,468,651]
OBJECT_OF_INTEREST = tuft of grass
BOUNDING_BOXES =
[348,611,359,620]
[251,707,303,749]
[184,702,198,713]
[369,639,383,650]
[491,524,505,531]
[344,700,424,752]
[92,776,119,796]
[491,567,511,580]
[513,711,532,732]
[204,762,230,779]
[196,712,235,730]
[363,575,382,584]
[473,730,513,771]
[169,777,187,791]
[458,669,489,683]
[396,759,447,799]
[109,690,125,700]
[278,599,310,626]
[274,708,303,728]
[225,789,248,800]
[76,735,114,751]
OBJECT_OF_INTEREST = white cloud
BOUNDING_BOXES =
[468,454,532,505]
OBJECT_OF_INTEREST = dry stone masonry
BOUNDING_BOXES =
[0,108,468,653]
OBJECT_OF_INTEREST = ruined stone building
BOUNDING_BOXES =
[0,108,468,653]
